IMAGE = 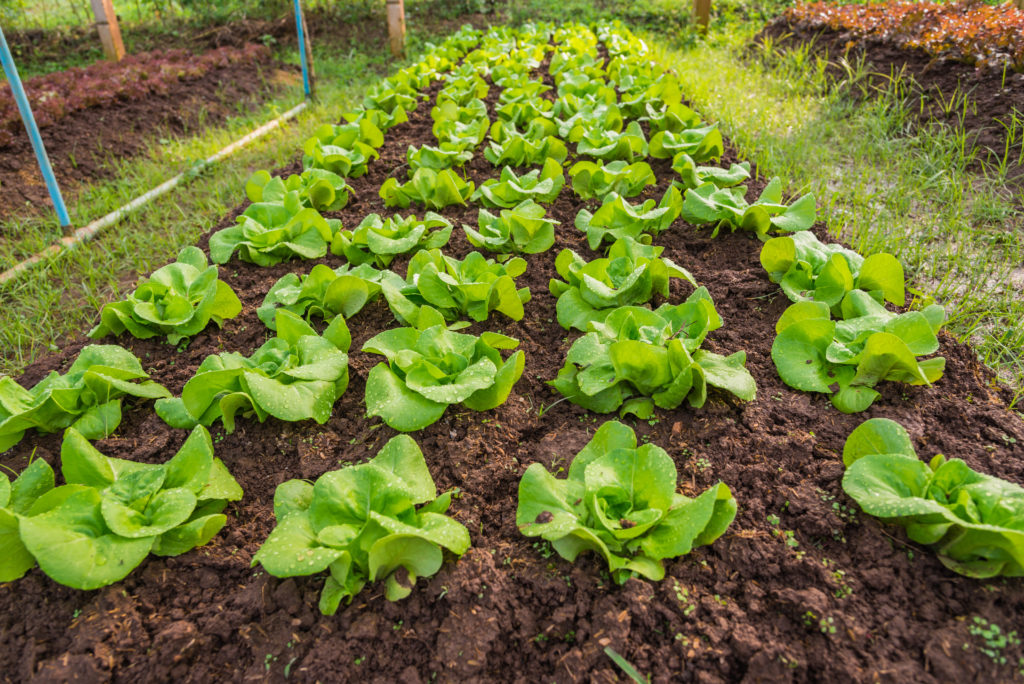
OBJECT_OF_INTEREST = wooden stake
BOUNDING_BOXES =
[90,0,125,61]
[386,0,406,57]
[693,0,711,32]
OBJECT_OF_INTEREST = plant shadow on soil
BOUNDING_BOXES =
[2,45,1024,684]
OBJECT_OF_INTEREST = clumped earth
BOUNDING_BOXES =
[1,52,1023,684]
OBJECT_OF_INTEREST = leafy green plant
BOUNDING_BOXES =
[495,99,554,127]
[209,196,337,267]
[550,237,696,331]
[245,168,349,212]
[302,120,384,179]
[569,160,656,199]
[550,292,756,417]
[343,106,409,133]
[431,99,489,146]
[89,246,241,344]
[406,141,474,174]
[379,249,531,326]
[363,83,419,114]
[463,200,559,255]
[772,290,946,412]
[253,435,470,613]
[842,418,1024,578]
[363,320,525,431]
[553,98,624,142]
[436,75,489,107]
[671,154,750,191]
[330,212,453,267]
[484,118,568,166]
[681,178,816,239]
[638,101,702,134]
[649,124,723,162]
[0,425,242,588]
[257,263,387,330]
[575,187,683,251]
[761,232,905,311]
[155,310,350,432]
[516,420,736,583]
[380,168,475,210]
[0,345,170,451]
[576,121,648,162]
[471,159,566,208]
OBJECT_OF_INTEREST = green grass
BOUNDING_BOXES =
[642,27,1024,404]
[0,36,405,376]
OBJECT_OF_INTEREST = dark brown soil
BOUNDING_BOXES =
[2,53,1024,684]
[0,55,288,224]
[761,18,1024,176]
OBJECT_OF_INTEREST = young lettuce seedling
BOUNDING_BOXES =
[258,263,388,330]
[331,212,453,268]
[517,421,736,584]
[155,310,350,433]
[89,246,242,345]
[362,311,525,432]
[253,435,470,614]
[842,418,1024,578]
[0,345,170,451]
[0,425,242,588]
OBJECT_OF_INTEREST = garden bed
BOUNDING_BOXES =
[1,23,1023,684]
[763,11,1024,167]
[0,46,286,223]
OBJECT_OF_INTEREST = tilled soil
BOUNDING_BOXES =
[2,56,1024,684]
[761,18,1024,177]
[0,55,287,224]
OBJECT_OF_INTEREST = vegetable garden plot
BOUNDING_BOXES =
[1,21,1023,683]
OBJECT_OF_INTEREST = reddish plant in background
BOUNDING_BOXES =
[784,1,1024,72]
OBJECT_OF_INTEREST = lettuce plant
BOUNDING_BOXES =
[637,101,702,134]
[681,178,816,239]
[463,199,559,255]
[649,125,723,162]
[0,345,170,452]
[495,99,554,128]
[363,83,418,114]
[209,196,337,266]
[553,99,624,142]
[550,237,696,331]
[0,426,242,588]
[617,74,682,119]
[761,232,905,311]
[671,154,750,192]
[155,310,350,432]
[342,105,408,132]
[363,320,525,431]
[257,263,387,330]
[431,99,488,145]
[576,121,648,162]
[406,141,474,174]
[772,290,946,412]
[253,435,470,613]
[841,418,1024,578]
[331,212,452,267]
[436,74,489,106]
[516,420,736,583]
[379,168,475,210]
[550,293,756,417]
[471,159,566,208]
[302,120,384,178]
[89,246,241,344]
[575,187,683,251]
[484,131,568,167]
[569,160,656,199]
[380,249,531,326]
[245,168,349,212]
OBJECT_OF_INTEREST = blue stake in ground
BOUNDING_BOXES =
[293,0,312,99]
[0,25,71,228]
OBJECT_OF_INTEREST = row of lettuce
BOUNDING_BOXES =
[1,21,1020,611]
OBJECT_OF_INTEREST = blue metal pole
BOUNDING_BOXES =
[0,25,71,227]
[293,0,311,99]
